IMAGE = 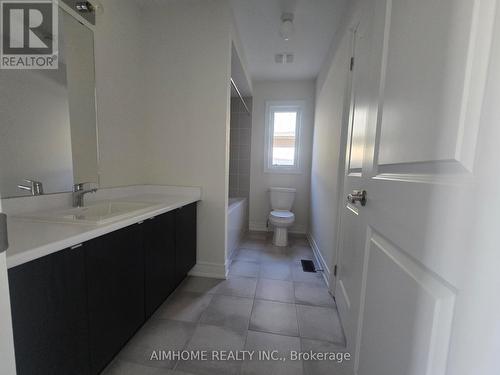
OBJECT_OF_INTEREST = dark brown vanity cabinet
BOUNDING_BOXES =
[8,203,197,375]
[144,211,176,318]
[8,246,90,375]
[144,203,197,318]
[174,203,197,286]
[85,223,146,374]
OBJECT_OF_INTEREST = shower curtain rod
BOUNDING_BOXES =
[230,78,251,115]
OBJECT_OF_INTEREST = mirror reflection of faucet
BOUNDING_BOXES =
[17,179,44,196]
[72,182,98,207]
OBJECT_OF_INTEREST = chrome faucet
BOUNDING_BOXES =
[72,182,97,207]
[17,179,44,196]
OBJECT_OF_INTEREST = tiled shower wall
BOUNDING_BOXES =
[229,97,252,198]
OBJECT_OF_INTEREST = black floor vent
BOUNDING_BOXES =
[301,260,316,273]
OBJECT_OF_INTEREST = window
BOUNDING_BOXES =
[265,101,303,173]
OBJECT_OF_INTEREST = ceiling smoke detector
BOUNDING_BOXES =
[279,12,294,41]
[275,53,294,64]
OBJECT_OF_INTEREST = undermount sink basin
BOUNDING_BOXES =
[17,201,157,225]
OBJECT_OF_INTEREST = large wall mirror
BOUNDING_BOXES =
[0,7,98,198]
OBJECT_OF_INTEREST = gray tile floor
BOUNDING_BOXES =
[103,233,349,375]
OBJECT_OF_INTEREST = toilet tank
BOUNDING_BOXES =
[269,187,296,210]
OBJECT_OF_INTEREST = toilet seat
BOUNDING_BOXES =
[269,210,295,225]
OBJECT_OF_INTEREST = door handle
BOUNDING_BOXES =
[0,213,8,253]
[347,190,367,206]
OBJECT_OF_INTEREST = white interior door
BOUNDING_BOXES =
[0,204,16,374]
[334,0,385,366]
[334,0,498,374]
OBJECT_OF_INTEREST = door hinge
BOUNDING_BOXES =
[334,265,338,277]
[350,57,354,71]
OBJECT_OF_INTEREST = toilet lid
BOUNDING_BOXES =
[270,210,294,219]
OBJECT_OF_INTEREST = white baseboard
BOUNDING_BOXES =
[189,261,227,279]
[249,221,307,234]
[307,233,331,288]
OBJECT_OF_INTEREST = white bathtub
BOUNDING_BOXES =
[227,197,247,259]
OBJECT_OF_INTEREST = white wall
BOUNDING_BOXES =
[309,31,353,284]
[249,80,315,234]
[141,0,232,278]
[230,21,252,96]
[307,0,358,285]
[94,0,147,188]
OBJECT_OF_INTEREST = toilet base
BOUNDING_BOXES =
[273,227,289,247]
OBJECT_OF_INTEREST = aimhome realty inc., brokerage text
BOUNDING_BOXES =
[150,350,352,363]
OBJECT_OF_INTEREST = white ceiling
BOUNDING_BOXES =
[231,0,347,81]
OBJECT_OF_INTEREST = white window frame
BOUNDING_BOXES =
[264,100,304,174]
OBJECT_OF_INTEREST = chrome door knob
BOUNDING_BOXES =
[347,190,367,206]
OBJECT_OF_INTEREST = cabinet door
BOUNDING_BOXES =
[85,224,145,374]
[144,212,176,318]
[8,246,90,375]
[175,203,197,286]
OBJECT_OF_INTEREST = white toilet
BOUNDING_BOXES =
[268,187,296,246]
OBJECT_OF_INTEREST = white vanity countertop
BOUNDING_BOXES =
[4,186,201,269]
